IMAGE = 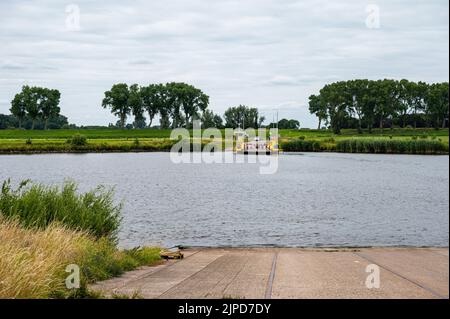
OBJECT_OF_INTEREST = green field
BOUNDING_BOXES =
[0,128,448,154]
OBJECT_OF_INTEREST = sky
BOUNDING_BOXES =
[0,0,448,128]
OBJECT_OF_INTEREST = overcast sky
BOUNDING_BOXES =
[0,0,448,127]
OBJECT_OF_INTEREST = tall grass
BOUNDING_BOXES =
[0,218,87,298]
[336,139,449,154]
[0,219,161,298]
[281,140,322,152]
[0,180,121,240]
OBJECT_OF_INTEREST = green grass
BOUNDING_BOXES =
[0,180,162,299]
[0,128,174,139]
[1,127,447,139]
[75,239,161,285]
[0,128,448,154]
[0,219,162,299]
[0,180,121,241]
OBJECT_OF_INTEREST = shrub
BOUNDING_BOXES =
[67,134,88,146]
[0,180,121,241]
[25,138,32,145]
[133,138,140,147]
[298,136,306,140]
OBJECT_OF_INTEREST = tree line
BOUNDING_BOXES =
[2,82,279,130]
[309,79,449,134]
[102,83,271,129]
[102,82,210,129]
[9,86,61,130]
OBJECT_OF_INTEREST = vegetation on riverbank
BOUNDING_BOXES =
[0,180,162,299]
[281,138,448,154]
[0,128,447,154]
[280,130,449,155]
[335,139,448,154]
[0,180,121,240]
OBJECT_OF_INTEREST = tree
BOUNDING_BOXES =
[308,79,447,132]
[0,114,18,129]
[397,79,414,128]
[363,80,379,133]
[141,84,163,128]
[425,82,449,129]
[376,79,400,130]
[167,82,209,128]
[320,82,348,134]
[201,110,223,128]
[102,84,131,128]
[275,118,300,129]
[347,79,369,133]
[224,105,264,129]
[22,86,40,130]
[308,94,327,129]
[410,81,428,129]
[10,90,27,129]
[128,84,146,128]
[39,88,61,130]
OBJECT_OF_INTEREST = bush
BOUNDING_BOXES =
[298,136,306,140]
[67,134,88,146]
[0,180,121,241]
[25,138,32,145]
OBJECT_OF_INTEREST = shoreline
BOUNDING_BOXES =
[0,149,448,155]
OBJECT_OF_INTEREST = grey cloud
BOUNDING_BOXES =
[0,0,448,127]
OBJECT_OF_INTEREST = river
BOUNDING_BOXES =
[0,152,448,248]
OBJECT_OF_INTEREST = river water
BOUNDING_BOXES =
[0,152,448,248]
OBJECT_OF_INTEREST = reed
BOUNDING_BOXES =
[281,140,322,152]
[0,180,121,241]
[336,139,448,154]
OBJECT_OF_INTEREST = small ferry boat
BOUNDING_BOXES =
[234,133,279,155]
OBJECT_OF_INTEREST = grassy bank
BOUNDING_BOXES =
[0,137,177,154]
[0,180,162,299]
[0,128,448,154]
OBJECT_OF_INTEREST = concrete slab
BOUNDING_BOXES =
[271,249,437,299]
[356,248,449,298]
[89,248,449,299]
[160,250,274,299]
